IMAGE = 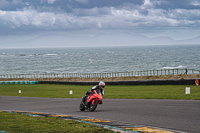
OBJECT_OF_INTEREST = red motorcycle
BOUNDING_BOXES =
[79,89,102,112]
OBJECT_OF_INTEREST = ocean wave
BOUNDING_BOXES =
[16,54,58,56]
[32,54,43,56]
[162,65,186,69]
[16,54,27,56]
[106,51,114,53]
[16,54,44,56]
[89,59,95,63]
[45,54,58,56]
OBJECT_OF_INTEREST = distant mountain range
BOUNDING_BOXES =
[1,32,200,48]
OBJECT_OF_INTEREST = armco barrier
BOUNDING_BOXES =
[39,79,198,85]
[0,81,38,85]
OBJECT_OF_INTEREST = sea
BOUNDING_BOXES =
[0,44,200,75]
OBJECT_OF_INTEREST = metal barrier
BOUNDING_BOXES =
[0,81,38,84]
[0,69,199,79]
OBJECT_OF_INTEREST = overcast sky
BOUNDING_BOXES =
[1,0,200,41]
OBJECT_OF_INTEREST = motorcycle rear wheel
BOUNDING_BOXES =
[89,100,98,112]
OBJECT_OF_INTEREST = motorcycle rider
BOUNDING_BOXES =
[83,81,105,106]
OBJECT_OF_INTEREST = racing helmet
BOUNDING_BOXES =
[99,81,105,89]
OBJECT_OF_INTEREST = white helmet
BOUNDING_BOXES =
[99,81,105,89]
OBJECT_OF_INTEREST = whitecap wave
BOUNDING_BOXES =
[162,65,186,69]
[89,59,95,63]
[45,54,58,56]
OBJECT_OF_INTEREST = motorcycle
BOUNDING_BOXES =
[79,89,102,112]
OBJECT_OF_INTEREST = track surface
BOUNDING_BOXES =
[1,96,200,133]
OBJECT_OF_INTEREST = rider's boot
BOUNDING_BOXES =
[85,102,90,110]
[83,96,89,108]
[82,96,86,102]
[85,102,89,107]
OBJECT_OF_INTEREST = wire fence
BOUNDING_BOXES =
[0,69,200,79]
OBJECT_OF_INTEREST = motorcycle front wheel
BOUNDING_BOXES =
[89,100,98,112]
[79,102,85,111]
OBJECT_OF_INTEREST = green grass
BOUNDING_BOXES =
[1,84,199,132]
[0,84,200,100]
[0,112,114,133]
[106,85,200,99]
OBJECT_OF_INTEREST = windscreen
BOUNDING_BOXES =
[96,89,100,94]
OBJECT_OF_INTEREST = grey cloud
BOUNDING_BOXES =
[155,0,200,10]
[0,0,25,11]
[47,0,57,4]
[0,0,200,33]
[1,0,142,11]
[72,7,112,16]
[191,0,200,6]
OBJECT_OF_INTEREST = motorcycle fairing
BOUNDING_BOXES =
[87,90,102,103]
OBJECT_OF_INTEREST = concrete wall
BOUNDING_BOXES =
[39,79,199,85]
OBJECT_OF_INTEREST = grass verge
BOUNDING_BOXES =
[0,84,200,100]
[1,74,200,82]
[0,111,114,133]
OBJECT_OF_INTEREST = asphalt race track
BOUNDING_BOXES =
[1,96,200,133]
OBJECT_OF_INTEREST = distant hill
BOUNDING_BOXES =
[0,33,200,48]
